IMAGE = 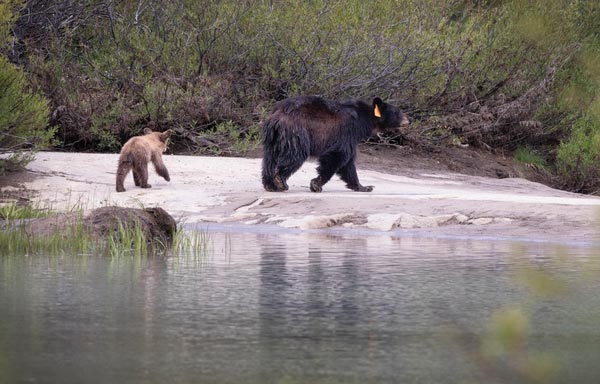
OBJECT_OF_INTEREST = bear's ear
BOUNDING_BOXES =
[143,127,153,135]
[372,98,384,118]
[160,129,173,142]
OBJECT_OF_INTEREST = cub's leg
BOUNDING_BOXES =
[337,159,373,192]
[132,169,141,186]
[152,154,170,181]
[310,152,345,193]
[134,160,151,188]
[116,160,132,192]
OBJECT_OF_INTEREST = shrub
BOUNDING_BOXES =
[0,56,54,172]
[0,0,54,171]
[556,113,600,193]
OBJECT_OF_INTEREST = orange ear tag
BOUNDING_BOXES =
[374,104,382,118]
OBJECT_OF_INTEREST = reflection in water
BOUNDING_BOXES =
[258,238,285,324]
[1,232,600,383]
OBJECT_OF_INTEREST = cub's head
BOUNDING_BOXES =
[143,128,172,152]
[372,97,410,133]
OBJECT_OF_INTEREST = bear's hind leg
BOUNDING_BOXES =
[273,171,288,191]
[262,149,285,192]
[273,156,308,191]
[132,168,141,186]
[275,138,309,191]
[135,161,151,188]
[337,159,373,192]
[262,150,307,192]
[311,152,345,193]
[262,161,283,192]
[262,124,309,192]
[262,176,281,192]
[276,150,308,191]
[116,161,132,192]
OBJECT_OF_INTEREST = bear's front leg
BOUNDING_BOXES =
[152,156,170,182]
[337,160,374,192]
[349,184,374,192]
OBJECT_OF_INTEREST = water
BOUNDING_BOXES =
[2,230,600,383]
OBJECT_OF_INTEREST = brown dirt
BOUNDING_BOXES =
[357,143,541,181]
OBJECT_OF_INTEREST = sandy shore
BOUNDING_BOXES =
[5,151,600,244]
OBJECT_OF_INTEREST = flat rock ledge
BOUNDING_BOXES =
[259,212,513,231]
[6,152,600,243]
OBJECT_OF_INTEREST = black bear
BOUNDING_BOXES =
[261,96,409,192]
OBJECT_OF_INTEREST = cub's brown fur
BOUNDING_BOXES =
[116,128,172,192]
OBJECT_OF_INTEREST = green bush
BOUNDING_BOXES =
[0,0,18,46]
[0,56,54,172]
[556,113,600,193]
[0,0,54,171]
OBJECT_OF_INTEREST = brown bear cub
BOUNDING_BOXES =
[116,128,172,192]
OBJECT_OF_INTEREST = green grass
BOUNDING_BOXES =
[106,218,149,258]
[0,201,53,220]
[0,216,88,256]
[513,147,547,168]
[171,226,211,258]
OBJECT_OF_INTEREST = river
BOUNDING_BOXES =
[1,228,600,383]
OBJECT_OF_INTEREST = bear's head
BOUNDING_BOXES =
[143,128,173,152]
[372,97,410,132]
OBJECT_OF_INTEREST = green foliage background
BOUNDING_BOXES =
[0,0,53,171]
[2,0,600,191]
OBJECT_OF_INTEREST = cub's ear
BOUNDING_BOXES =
[372,97,384,118]
[160,129,173,142]
[143,127,153,135]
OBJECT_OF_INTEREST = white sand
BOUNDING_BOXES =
[12,151,600,243]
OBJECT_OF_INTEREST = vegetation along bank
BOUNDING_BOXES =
[2,1,600,193]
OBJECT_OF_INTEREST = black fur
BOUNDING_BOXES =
[261,96,408,192]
